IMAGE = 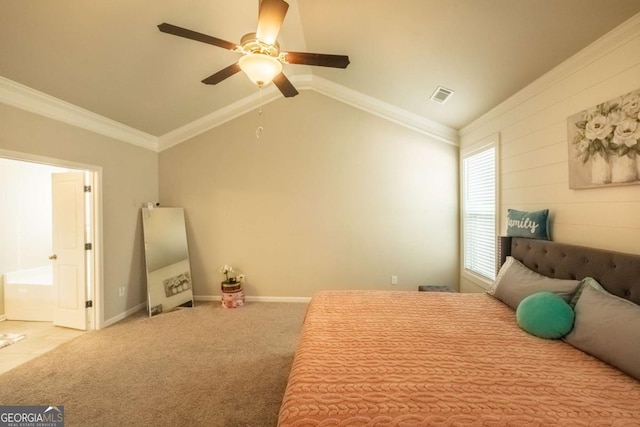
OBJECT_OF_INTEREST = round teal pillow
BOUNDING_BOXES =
[516,292,575,339]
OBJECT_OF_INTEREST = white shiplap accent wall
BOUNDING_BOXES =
[459,14,640,292]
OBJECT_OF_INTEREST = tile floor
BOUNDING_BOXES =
[0,320,85,374]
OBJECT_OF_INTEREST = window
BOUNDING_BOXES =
[462,142,497,282]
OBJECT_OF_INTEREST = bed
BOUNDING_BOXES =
[278,237,640,426]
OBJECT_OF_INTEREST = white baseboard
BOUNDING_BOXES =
[0,315,6,322]
[102,296,309,328]
[194,295,311,303]
[194,295,221,302]
[102,302,146,329]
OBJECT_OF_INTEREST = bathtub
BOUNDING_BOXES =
[3,265,53,321]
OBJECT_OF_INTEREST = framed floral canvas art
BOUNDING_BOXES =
[567,89,640,189]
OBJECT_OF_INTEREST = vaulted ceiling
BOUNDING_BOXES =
[1,1,639,144]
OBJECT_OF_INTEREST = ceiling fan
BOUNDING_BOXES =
[158,0,350,98]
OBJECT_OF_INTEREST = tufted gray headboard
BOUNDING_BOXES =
[497,236,640,306]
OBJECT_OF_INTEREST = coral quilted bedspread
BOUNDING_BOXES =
[278,291,640,426]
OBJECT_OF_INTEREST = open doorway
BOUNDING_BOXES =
[0,151,101,333]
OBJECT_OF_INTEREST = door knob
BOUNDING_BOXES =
[49,254,57,260]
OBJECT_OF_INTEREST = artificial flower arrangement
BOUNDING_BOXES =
[219,264,236,284]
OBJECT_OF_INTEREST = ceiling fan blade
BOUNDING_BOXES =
[256,0,289,45]
[158,23,237,51]
[201,63,242,85]
[272,73,298,97]
[283,52,350,69]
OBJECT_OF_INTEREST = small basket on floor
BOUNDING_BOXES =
[221,282,244,308]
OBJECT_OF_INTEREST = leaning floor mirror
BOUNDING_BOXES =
[142,207,194,316]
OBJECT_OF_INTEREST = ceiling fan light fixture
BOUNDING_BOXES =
[239,53,282,86]
[157,0,348,98]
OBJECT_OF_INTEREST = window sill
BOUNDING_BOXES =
[461,269,493,290]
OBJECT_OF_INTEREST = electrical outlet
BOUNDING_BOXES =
[119,286,125,297]
[237,274,245,283]
[391,276,398,285]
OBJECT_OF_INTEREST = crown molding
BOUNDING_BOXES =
[158,74,458,151]
[1,73,458,153]
[157,75,317,151]
[460,12,640,137]
[0,76,158,151]
[157,79,294,151]
[309,76,458,146]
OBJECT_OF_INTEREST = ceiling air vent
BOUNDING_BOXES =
[430,86,454,104]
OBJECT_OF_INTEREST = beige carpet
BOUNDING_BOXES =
[0,301,308,427]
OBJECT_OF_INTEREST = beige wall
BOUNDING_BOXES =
[160,91,459,298]
[459,17,640,292]
[0,103,158,322]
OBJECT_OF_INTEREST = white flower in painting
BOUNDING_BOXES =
[581,110,594,122]
[607,110,627,126]
[612,118,640,147]
[621,93,640,117]
[585,114,613,141]
[576,139,590,153]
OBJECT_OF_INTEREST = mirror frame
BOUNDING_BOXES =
[142,207,194,316]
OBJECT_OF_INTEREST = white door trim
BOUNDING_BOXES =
[0,148,103,330]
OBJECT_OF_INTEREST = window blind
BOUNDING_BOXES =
[463,146,496,281]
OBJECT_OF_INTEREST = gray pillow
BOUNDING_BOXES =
[487,256,581,310]
[565,279,640,381]
[569,276,602,307]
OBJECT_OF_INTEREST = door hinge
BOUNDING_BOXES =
[84,185,92,192]
[85,300,93,308]
[85,243,92,250]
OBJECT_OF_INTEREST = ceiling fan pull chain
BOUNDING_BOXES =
[256,86,264,139]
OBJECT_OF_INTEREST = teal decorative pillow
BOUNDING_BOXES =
[507,209,550,240]
[516,292,575,339]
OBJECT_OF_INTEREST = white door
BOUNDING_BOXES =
[51,172,87,330]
